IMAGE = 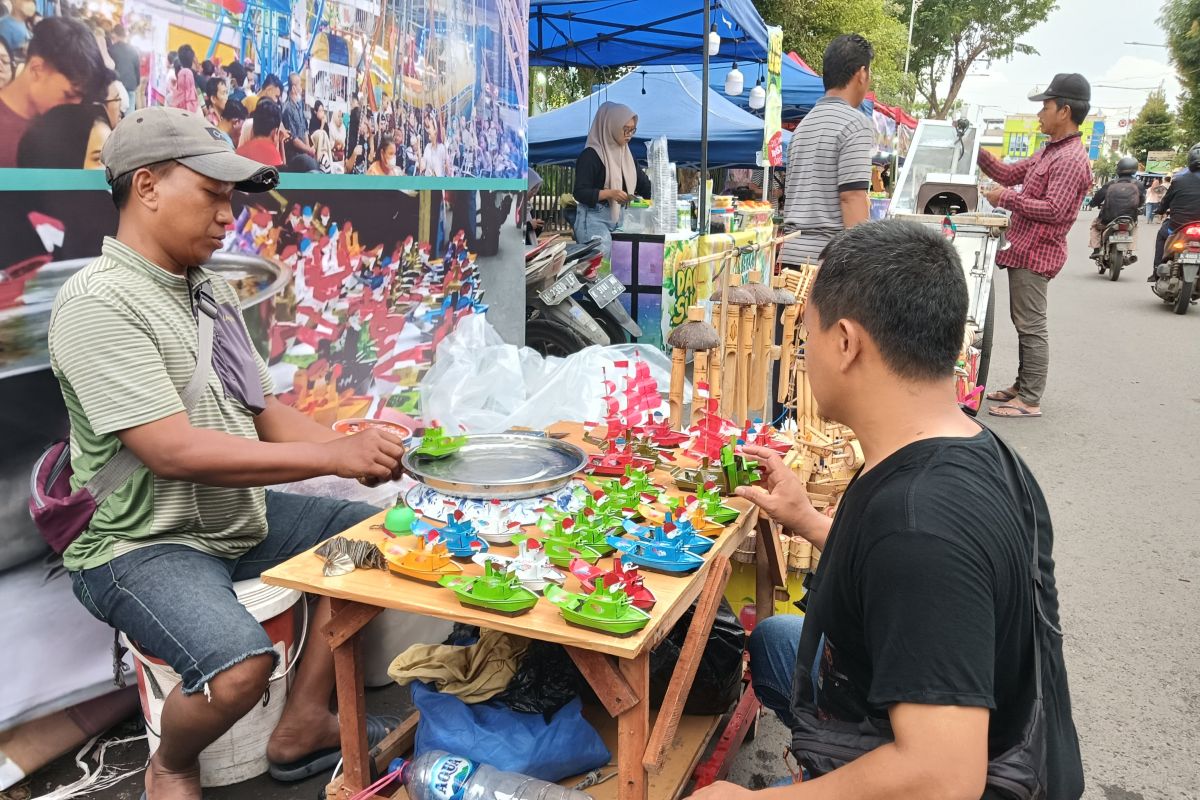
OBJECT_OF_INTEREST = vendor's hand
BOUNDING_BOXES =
[601,188,630,204]
[983,185,1006,208]
[325,428,406,485]
[734,445,821,536]
[686,780,759,799]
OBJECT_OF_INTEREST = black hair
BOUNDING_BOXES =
[376,135,395,160]
[308,100,325,134]
[813,220,968,381]
[261,73,283,92]
[27,17,109,102]
[201,59,214,77]
[222,97,247,122]
[822,34,874,91]
[1052,97,1089,126]
[109,160,176,209]
[227,60,245,86]
[177,43,195,70]
[251,98,282,137]
[112,23,126,38]
[17,102,109,168]
[204,75,226,100]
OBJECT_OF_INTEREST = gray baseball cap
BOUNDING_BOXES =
[101,106,279,193]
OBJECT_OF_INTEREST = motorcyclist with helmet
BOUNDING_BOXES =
[1151,143,1200,280]
[1088,155,1143,261]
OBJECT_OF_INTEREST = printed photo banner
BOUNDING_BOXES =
[762,25,784,168]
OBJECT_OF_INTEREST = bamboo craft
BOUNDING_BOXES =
[743,270,775,417]
[665,306,721,429]
[734,294,756,423]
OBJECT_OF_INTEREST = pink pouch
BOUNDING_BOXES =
[29,440,98,555]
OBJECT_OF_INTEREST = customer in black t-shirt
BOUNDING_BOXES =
[687,220,1083,800]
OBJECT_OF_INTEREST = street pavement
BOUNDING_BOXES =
[14,215,1198,800]
[726,213,1200,799]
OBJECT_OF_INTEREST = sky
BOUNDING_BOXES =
[949,0,1179,125]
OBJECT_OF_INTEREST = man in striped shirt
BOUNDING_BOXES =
[780,35,875,267]
[49,108,407,799]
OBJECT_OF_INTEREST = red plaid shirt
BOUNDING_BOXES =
[979,133,1092,278]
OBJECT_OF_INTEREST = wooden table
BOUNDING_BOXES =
[262,422,788,800]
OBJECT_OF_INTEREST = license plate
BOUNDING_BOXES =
[1178,253,1200,264]
[538,272,582,305]
[1109,235,1133,244]
[587,273,625,308]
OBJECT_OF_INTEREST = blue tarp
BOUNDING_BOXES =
[528,66,787,167]
[529,0,768,67]
[661,58,826,121]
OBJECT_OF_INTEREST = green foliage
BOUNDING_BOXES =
[1124,90,1178,166]
[1092,152,1117,183]
[754,0,912,106]
[906,0,1057,118]
[530,67,632,114]
[1162,0,1200,143]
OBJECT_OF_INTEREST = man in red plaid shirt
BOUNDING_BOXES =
[978,73,1093,419]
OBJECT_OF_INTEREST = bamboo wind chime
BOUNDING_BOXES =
[777,263,822,427]
[666,306,721,428]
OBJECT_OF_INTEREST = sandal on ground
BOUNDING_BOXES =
[988,404,1042,419]
[268,714,400,782]
[985,388,1019,402]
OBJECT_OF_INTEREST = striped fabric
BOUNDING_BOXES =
[781,96,874,266]
[48,237,275,571]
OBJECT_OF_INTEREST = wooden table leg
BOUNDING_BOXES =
[616,651,651,800]
[328,598,373,798]
[755,518,779,623]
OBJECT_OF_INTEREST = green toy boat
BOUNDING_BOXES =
[439,561,538,616]
[411,426,468,459]
[545,578,651,636]
[538,517,608,567]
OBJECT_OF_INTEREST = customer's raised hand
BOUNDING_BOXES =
[734,444,820,537]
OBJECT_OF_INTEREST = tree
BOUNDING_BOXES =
[529,67,631,114]
[1092,152,1117,184]
[1124,90,1178,166]
[754,0,912,106]
[906,0,1056,119]
[1161,0,1200,143]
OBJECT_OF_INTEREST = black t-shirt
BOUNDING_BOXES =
[572,147,653,209]
[790,428,1084,799]
[1159,170,1200,226]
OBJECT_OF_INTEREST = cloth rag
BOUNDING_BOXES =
[388,629,529,704]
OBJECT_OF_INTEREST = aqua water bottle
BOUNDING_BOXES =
[394,750,593,800]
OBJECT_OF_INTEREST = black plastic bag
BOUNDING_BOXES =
[497,598,746,717]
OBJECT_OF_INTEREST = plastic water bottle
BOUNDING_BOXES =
[394,751,594,800]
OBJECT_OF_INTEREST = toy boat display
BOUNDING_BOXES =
[430,511,489,559]
[570,556,657,610]
[410,426,468,459]
[473,536,565,593]
[672,439,761,495]
[639,496,725,534]
[635,413,690,448]
[544,578,651,637]
[693,481,741,526]
[537,517,607,567]
[622,515,714,555]
[439,561,538,616]
[584,440,656,477]
[381,533,463,582]
[606,534,705,574]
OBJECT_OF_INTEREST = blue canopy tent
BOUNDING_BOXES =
[528,66,788,167]
[529,0,771,223]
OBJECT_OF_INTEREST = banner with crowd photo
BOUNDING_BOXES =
[872,109,897,159]
[0,0,528,183]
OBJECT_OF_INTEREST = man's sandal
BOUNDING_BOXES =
[985,388,1019,402]
[987,404,1042,418]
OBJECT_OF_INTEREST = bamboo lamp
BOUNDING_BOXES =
[665,306,721,429]
[740,270,775,418]
[725,285,757,423]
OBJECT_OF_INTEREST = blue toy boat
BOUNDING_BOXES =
[605,534,705,574]
[428,513,489,559]
[621,515,714,556]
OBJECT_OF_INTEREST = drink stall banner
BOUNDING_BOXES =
[762,26,784,168]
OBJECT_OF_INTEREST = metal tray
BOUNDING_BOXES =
[402,433,588,500]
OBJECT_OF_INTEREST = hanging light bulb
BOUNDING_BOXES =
[707,24,720,56]
[725,62,744,97]
[748,77,766,109]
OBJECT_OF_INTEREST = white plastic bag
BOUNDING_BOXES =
[418,315,679,432]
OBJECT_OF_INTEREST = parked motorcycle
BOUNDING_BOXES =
[1096,216,1137,281]
[1153,222,1200,315]
[525,237,642,356]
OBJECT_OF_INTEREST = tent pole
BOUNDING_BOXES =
[699,0,710,235]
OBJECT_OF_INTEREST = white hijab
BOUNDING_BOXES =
[586,101,638,221]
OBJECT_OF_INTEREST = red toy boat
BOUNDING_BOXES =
[569,555,657,610]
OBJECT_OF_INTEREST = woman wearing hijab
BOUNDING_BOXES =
[572,101,651,255]
[308,100,333,172]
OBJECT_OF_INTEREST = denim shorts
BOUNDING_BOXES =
[70,491,378,695]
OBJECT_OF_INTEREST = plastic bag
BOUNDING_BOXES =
[411,681,610,782]
[417,314,679,432]
[498,598,746,717]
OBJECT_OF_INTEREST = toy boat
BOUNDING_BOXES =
[570,556,657,610]
[439,561,538,616]
[622,515,714,556]
[672,439,761,496]
[635,413,691,448]
[639,496,725,534]
[381,533,463,582]
[584,440,656,477]
[473,536,565,593]
[694,481,741,526]
[544,578,651,636]
[431,512,489,559]
[606,534,705,574]
[411,426,468,459]
[474,498,526,544]
[537,517,607,566]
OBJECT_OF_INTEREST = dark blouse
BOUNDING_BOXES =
[572,146,652,208]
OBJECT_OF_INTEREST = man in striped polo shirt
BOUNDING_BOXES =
[49,108,406,799]
[780,35,875,267]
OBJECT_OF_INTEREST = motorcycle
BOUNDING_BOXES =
[1096,216,1137,281]
[1153,222,1200,315]
[525,237,642,356]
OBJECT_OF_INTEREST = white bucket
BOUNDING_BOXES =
[124,579,305,787]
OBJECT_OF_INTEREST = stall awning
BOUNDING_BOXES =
[529,66,787,168]
[529,0,769,67]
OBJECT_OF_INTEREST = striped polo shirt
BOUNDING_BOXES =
[48,237,274,571]
[781,96,874,266]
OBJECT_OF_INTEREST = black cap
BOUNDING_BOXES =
[1029,73,1090,103]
